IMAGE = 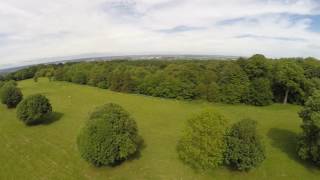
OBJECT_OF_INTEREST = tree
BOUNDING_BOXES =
[0,81,4,88]
[109,66,135,93]
[218,63,250,104]
[0,83,23,108]
[297,90,320,165]
[77,103,142,166]
[161,63,201,100]
[177,110,229,170]
[72,72,87,84]
[53,68,66,81]
[5,80,17,87]
[225,119,265,171]
[17,94,52,125]
[273,61,305,104]
[33,75,39,82]
[196,69,220,102]
[197,82,220,102]
[245,78,273,106]
[242,54,272,79]
[300,57,320,79]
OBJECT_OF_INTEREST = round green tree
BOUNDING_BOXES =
[225,119,265,171]
[0,83,23,108]
[77,103,141,166]
[17,94,52,125]
[177,110,229,170]
[297,90,320,165]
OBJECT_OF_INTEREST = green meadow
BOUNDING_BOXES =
[0,78,319,179]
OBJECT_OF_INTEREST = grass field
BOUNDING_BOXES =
[0,78,320,180]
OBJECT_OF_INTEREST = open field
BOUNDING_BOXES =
[0,78,320,179]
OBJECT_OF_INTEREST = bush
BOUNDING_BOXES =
[0,83,23,108]
[297,90,320,165]
[225,119,265,171]
[97,81,108,89]
[17,94,52,125]
[177,110,229,170]
[77,103,141,166]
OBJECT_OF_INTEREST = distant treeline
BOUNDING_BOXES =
[1,54,320,106]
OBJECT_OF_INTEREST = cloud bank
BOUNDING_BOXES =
[0,0,320,67]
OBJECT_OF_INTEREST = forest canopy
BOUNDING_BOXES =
[1,55,320,106]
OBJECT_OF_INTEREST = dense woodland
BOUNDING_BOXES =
[1,54,320,106]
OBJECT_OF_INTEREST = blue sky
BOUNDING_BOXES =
[0,0,320,68]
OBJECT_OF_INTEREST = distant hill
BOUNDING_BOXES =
[0,66,30,75]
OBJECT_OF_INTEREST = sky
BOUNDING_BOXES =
[0,0,320,68]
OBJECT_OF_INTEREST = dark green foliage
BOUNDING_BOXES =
[33,76,38,82]
[77,103,141,166]
[218,63,250,104]
[242,54,272,79]
[71,72,87,84]
[225,119,265,171]
[0,83,23,108]
[17,94,52,125]
[245,78,273,106]
[197,82,220,102]
[177,110,229,170]
[10,66,38,80]
[6,80,18,87]
[0,81,4,88]
[109,66,135,93]
[5,55,320,106]
[273,60,306,104]
[300,58,320,79]
[297,91,320,165]
[53,68,66,81]
[97,81,109,89]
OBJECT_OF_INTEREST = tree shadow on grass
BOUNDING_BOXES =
[267,128,318,172]
[37,112,63,125]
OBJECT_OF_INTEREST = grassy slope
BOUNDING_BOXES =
[0,78,319,180]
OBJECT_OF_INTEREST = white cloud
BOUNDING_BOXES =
[0,0,320,68]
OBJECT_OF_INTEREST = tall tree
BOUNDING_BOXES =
[218,62,250,104]
[273,60,305,104]
[242,54,272,80]
[297,90,320,166]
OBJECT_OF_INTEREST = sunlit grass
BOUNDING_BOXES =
[0,78,319,179]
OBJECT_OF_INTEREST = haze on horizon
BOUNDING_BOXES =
[0,0,320,68]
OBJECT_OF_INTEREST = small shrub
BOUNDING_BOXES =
[97,81,108,89]
[177,110,229,170]
[0,83,23,108]
[225,119,265,171]
[77,103,142,166]
[17,94,52,125]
